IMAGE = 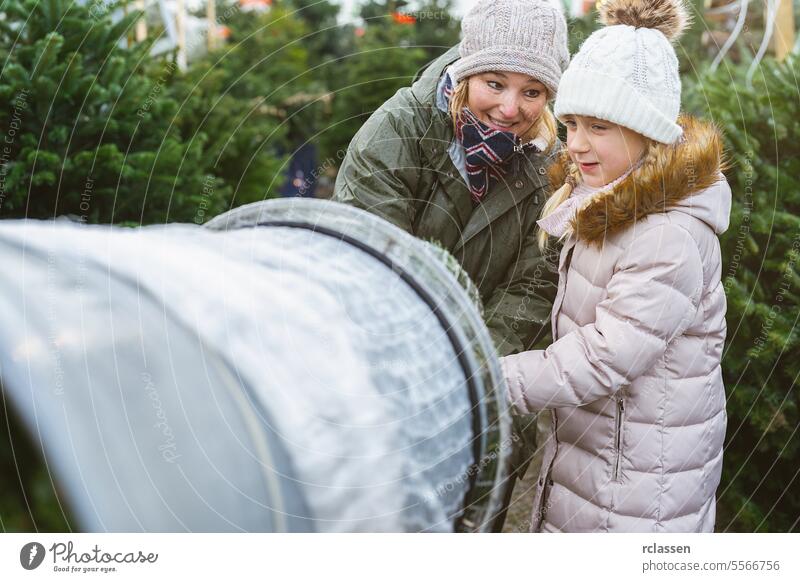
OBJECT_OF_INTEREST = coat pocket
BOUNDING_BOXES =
[612,397,626,482]
[413,178,463,249]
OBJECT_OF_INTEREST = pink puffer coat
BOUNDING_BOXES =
[502,116,731,532]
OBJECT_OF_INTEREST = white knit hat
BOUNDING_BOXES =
[451,0,570,99]
[554,0,690,144]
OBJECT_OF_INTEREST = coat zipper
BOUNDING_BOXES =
[613,398,625,481]
[533,410,558,529]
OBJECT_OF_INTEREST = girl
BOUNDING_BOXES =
[334,0,569,357]
[501,0,731,532]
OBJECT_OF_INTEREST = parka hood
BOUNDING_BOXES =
[548,115,732,245]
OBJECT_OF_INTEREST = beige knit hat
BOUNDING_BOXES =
[451,0,570,99]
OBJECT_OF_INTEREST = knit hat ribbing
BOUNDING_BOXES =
[554,0,689,144]
[451,0,570,99]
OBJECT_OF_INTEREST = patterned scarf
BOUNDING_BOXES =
[444,75,540,203]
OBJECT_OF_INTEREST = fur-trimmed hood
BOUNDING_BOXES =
[548,115,732,245]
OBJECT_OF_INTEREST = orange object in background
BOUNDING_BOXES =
[392,11,417,25]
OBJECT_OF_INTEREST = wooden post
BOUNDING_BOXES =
[135,0,147,43]
[774,0,796,62]
[207,0,217,51]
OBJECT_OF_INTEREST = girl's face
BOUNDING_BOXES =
[467,71,547,137]
[563,115,648,188]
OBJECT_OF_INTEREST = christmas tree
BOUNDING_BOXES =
[0,0,227,224]
[685,55,800,532]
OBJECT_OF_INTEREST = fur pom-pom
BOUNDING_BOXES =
[598,0,690,42]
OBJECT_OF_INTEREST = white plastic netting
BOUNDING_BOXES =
[0,201,504,531]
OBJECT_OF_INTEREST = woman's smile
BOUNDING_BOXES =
[485,115,519,131]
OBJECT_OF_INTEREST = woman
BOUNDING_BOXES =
[333,0,570,358]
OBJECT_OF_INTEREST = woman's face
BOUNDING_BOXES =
[466,71,547,137]
[563,115,648,188]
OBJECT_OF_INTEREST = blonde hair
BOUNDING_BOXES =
[447,79,558,153]
[536,160,580,250]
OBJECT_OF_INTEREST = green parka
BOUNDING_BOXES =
[333,46,557,356]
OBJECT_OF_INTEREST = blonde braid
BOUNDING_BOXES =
[537,163,580,251]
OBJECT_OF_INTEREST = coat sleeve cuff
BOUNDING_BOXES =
[501,354,530,414]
